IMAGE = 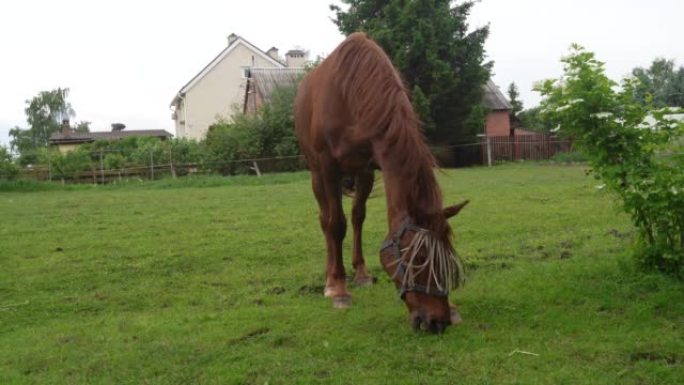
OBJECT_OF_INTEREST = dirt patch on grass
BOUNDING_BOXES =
[227,327,270,345]
[629,351,679,365]
[267,286,286,295]
[298,284,324,295]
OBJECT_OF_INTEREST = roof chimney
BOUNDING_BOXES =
[111,123,126,132]
[285,49,310,68]
[61,119,71,136]
[266,47,280,61]
[228,33,238,45]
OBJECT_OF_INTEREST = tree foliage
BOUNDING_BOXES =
[507,82,524,116]
[9,87,76,164]
[40,148,91,183]
[517,106,556,133]
[0,146,19,180]
[9,126,38,166]
[24,87,74,147]
[330,0,491,143]
[72,121,91,133]
[536,45,684,278]
[204,85,299,174]
[632,58,684,108]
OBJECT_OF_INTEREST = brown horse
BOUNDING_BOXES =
[295,33,467,333]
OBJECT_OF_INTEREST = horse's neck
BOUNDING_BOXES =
[378,156,440,232]
[368,103,442,233]
[381,171,411,230]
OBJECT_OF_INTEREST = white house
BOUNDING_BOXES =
[170,33,309,140]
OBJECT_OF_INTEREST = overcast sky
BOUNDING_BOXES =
[1,0,682,147]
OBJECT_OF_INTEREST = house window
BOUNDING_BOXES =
[241,67,251,79]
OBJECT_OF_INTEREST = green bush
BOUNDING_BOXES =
[41,148,92,183]
[537,44,684,278]
[203,84,300,175]
[0,146,19,180]
[76,137,205,177]
[104,153,126,171]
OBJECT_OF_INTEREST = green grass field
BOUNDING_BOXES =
[1,164,682,384]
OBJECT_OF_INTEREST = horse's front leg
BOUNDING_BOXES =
[351,170,374,286]
[311,169,351,308]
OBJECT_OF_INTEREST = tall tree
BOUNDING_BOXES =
[72,121,91,133]
[517,106,555,133]
[330,0,491,144]
[24,87,75,147]
[632,58,684,108]
[9,126,33,154]
[9,87,75,164]
[507,82,524,116]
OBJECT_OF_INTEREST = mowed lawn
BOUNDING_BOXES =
[1,164,683,385]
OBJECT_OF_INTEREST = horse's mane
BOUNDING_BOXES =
[328,33,451,241]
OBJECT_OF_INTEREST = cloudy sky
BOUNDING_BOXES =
[1,0,682,147]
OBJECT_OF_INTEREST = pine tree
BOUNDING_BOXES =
[330,0,492,144]
[507,82,524,116]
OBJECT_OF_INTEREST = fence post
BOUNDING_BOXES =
[252,161,262,177]
[150,150,155,180]
[99,151,105,185]
[48,156,52,182]
[486,136,492,167]
[169,148,176,179]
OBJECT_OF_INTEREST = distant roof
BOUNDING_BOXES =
[286,49,307,56]
[483,80,512,111]
[170,34,286,106]
[50,130,173,145]
[250,67,304,103]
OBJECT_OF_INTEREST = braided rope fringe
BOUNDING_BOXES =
[389,229,465,293]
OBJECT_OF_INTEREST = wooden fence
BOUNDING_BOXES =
[11,135,575,184]
[486,134,573,163]
[435,134,574,167]
[14,156,304,185]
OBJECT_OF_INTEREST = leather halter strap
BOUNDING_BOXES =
[380,218,449,299]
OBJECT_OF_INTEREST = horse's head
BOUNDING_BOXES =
[380,201,468,333]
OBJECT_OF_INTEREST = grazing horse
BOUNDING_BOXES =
[295,33,467,333]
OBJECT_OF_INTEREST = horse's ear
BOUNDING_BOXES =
[443,200,469,219]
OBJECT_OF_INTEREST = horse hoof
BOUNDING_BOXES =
[332,296,352,309]
[324,286,334,298]
[353,276,374,287]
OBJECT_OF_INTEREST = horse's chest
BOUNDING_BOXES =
[322,137,367,169]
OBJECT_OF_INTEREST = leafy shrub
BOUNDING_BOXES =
[537,44,684,278]
[203,84,300,175]
[42,148,92,183]
[104,153,126,171]
[0,146,19,180]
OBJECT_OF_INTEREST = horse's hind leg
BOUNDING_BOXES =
[311,167,351,308]
[351,169,374,286]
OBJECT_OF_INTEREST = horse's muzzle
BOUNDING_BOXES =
[410,311,450,334]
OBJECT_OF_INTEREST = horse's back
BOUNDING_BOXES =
[294,54,347,155]
[294,32,406,171]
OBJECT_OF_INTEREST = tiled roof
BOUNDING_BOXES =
[250,67,304,103]
[483,80,512,111]
[50,130,173,144]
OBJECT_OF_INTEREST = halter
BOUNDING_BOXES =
[380,218,450,299]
